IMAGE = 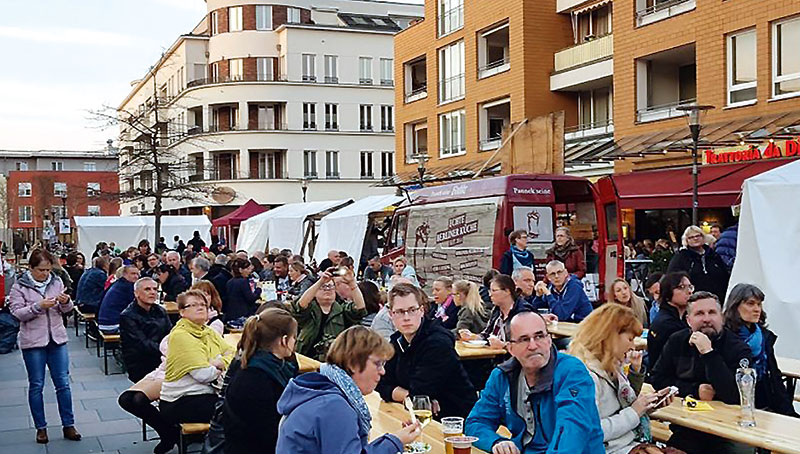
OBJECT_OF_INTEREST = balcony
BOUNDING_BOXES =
[406,85,427,103]
[551,35,613,91]
[404,57,427,103]
[636,0,696,27]
[186,73,288,88]
[636,44,696,123]
[478,22,510,79]
[637,99,696,123]
[564,120,614,142]
[554,34,613,72]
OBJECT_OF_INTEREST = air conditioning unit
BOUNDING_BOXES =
[130,205,139,214]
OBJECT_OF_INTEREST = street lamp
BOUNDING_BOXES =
[676,103,714,226]
[410,152,430,187]
[60,195,67,241]
[301,177,309,203]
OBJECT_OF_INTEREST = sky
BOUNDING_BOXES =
[0,0,208,151]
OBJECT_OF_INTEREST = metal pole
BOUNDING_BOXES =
[691,130,699,226]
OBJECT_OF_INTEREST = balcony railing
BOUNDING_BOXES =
[564,120,614,141]
[480,137,502,151]
[637,98,696,123]
[636,0,696,27]
[479,57,510,79]
[439,74,465,103]
[405,85,427,103]
[380,79,394,86]
[324,76,338,83]
[359,78,374,85]
[554,34,613,72]
[250,122,289,131]
[438,4,464,37]
[186,74,289,88]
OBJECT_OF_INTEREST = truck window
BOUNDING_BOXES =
[605,203,619,242]
[391,213,408,249]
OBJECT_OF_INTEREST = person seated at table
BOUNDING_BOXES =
[358,281,382,328]
[500,229,534,276]
[222,307,298,454]
[608,278,649,328]
[371,277,415,340]
[546,226,586,279]
[75,256,109,313]
[292,268,366,361]
[223,258,261,327]
[723,284,799,417]
[480,269,500,309]
[277,326,421,453]
[159,290,234,427]
[460,275,532,348]
[190,280,224,335]
[391,255,419,287]
[117,277,175,454]
[452,280,489,335]
[376,283,477,418]
[363,255,393,288]
[644,272,663,323]
[650,292,752,454]
[431,276,458,330]
[569,304,685,454]
[513,267,537,305]
[155,263,186,303]
[531,260,592,323]
[465,311,604,454]
[97,265,140,334]
[286,261,313,300]
[647,272,691,370]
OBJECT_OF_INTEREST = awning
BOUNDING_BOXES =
[565,136,616,163]
[379,160,502,186]
[211,199,266,228]
[609,160,795,209]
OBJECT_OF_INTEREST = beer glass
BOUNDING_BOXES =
[441,417,464,454]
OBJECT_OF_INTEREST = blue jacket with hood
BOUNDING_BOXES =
[276,372,404,454]
[531,275,592,322]
[465,347,605,454]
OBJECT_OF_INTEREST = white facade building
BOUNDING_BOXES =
[118,0,422,216]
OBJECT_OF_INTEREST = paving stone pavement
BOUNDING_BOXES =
[0,324,172,454]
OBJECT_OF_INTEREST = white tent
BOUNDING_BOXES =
[313,194,404,265]
[74,215,212,259]
[237,200,351,254]
[729,160,800,359]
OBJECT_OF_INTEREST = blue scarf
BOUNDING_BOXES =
[738,325,767,379]
[510,246,533,268]
[319,363,372,438]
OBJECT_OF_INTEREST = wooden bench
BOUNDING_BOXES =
[73,307,96,346]
[99,332,122,375]
[179,423,210,454]
[651,420,672,443]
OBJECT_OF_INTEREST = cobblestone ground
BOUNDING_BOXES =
[0,324,167,454]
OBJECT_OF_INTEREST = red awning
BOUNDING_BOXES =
[211,199,267,227]
[609,159,794,210]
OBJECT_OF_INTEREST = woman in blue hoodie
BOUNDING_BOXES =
[277,326,421,453]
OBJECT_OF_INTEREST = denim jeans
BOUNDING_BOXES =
[21,340,74,429]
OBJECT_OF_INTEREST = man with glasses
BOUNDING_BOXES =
[647,272,692,369]
[466,311,603,454]
[376,283,477,419]
[531,261,592,323]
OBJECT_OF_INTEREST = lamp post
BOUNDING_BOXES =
[410,152,430,187]
[60,195,67,242]
[301,177,309,203]
[676,104,714,226]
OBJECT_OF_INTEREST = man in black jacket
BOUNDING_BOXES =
[119,277,172,383]
[647,272,691,371]
[376,283,476,418]
[207,254,232,301]
[651,291,752,454]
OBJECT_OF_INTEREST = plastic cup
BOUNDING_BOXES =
[441,417,464,454]
[444,436,478,454]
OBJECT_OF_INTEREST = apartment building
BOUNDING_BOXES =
[393,0,578,183]
[118,0,422,217]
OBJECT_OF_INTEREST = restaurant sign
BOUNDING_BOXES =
[702,138,800,165]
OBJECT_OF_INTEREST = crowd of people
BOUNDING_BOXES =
[2,222,796,454]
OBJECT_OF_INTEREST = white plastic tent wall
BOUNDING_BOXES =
[728,160,800,359]
[313,194,404,265]
[237,200,352,254]
[74,215,212,259]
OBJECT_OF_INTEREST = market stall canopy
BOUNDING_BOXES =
[313,194,404,265]
[74,215,211,259]
[729,160,800,359]
[606,160,794,210]
[237,200,352,254]
[211,199,266,228]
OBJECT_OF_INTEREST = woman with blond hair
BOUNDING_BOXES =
[667,225,729,301]
[190,280,225,334]
[391,255,419,287]
[452,280,489,335]
[607,278,649,328]
[569,304,683,454]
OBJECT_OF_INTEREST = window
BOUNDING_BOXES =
[727,29,757,105]
[211,62,219,82]
[287,7,301,24]
[359,57,373,84]
[405,122,428,164]
[302,54,316,81]
[605,203,618,242]
[257,57,274,81]
[773,16,800,98]
[252,151,285,179]
[212,152,237,180]
[84,161,96,171]
[54,182,67,197]
[380,105,393,131]
[380,58,394,85]
[88,206,101,217]
[439,40,465,103]
[478,22,510,78]
[256,5,272,30]
[229,105,239,129]
[325,103,339,130]
[360,151,374,178]
[576,5,611,43]
[210,11,219,35]
[51,161,64,171]
[325,151,339,178]
[404,57,427,102]
[438,0,464,36]
[439,109,466,157]
[16,162,28,171]
[324,55,338,83]
[303,103,317,129]
[381,151,394,177]
[304,150,317,177]
[360,104,373,131]
[19,206,32,223]
[87,182,100,197]
[229,6,243,31]
[18,182,31,197]
[229,58,243,81]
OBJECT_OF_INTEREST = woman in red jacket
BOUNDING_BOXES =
[546,226,586,279]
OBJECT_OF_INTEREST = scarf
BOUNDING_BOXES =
[587,355,651,443]
[547,242,578,263]
[319,363,372,438]
[435,295,454,322]
[246,350,297,388]
[26,271,52,297]
[510,246,534,268]
[165,318,232,382]
[738,325,767,379]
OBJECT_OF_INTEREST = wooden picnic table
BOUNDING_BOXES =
[643,383,800,454]
[548,321,648,350]
[161,301,179,315]
[456,341,506,360]
[777,356,800,380]
[223,333,321,373]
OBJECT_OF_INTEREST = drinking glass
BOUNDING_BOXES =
[442,417,464,454]
[412,395,433,428]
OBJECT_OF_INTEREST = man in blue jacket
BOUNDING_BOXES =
[75,256,109,314]
[532,260,592,322]
[97,265,140,334]
[465,311,604,454]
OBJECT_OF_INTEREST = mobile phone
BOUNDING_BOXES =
[654,386,679,408]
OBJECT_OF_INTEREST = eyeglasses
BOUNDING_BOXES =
[677,283,695,292]
[390,306,422,317]
[546,269,566,278]
[508,332,550,345]
[180,302,208,310]
[320,284,336,290]
[686,234,704,240]
[370,359,387,370]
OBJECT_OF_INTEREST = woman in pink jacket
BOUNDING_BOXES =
[8,249,81,444]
